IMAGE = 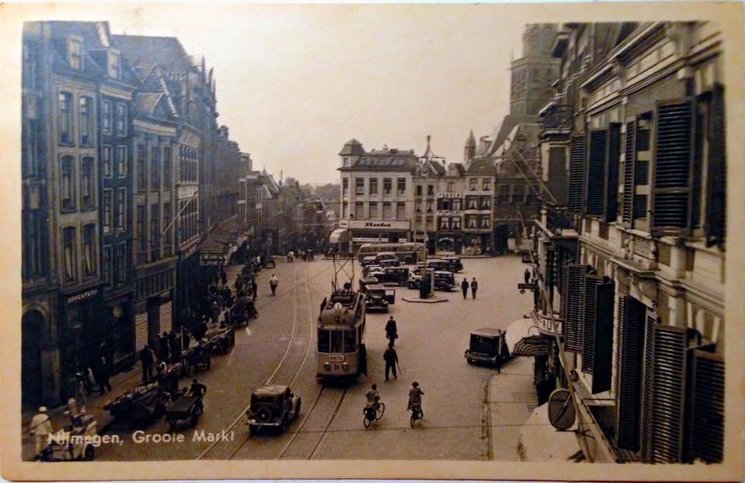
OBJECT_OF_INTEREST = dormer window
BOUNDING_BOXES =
[108,51,121,79]
[68,37,82,70]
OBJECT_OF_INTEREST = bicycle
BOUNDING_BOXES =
[363,399,385,429]
[409,404,424,428]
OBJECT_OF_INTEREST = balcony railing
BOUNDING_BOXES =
[541,104,573,131]
[545,204,575,230]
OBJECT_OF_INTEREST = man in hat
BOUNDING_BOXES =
[30,406,53,458]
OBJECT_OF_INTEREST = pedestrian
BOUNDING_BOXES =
[220,269,228,287]
[385,316,398,347]
[383,342,399,381]
[140,344,154,383]
[461,278,469,300]
[169,331,181,363]
[74,372,87,405]
[182,328,191,351]
[30,406,52,459]
[524,268,531,284]
[189,378,208,397]
[96,356,112,394]
[210,300,220,326]
[471,277,479,299]
[251,278,258,298]
[159,332,171,363]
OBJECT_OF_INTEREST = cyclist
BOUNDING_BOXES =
[407,381,424,413]
[365,383,380,411]
[269,274,279,295]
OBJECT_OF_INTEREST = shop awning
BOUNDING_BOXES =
[329,228,350,244]
[199,216,243,265]
[506,318,549,357]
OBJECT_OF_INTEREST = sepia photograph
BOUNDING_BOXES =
[2,2,744,481]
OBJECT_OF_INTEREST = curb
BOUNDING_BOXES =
[401,296,449,304]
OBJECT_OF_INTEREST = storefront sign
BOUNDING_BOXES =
[437,192,464,199]
[67,288,98,305]
[345,220,409,231]
[200,254,226,266]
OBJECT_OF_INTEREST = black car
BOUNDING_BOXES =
[246,385,302,434]
[433,271,456,291]
[465,327,510,367]
[377,267,410,286]
[364,284,396,312]
[442,256,463,273]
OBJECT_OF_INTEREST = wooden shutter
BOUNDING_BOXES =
[563,264,589,353]
[546,247,555,289]
[622,121,637,224]
[651,100,695,233]
[687,349,724,463]
[615,295,646,451]
[706,84,726,247]
[642,323,688,463]
[586,129,607,216]
[605,123,621,222]
[580,275,614,389]
[640,309,657,460]
[568,134,585,215]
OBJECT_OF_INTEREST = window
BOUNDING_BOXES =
[115,188,125,230]
[151,146,161,189]
[586,124,621,220]
[115,103,127,135]
[342,178,348,195]
[568,134,586,214]
[150,204,160,261]
[81,157,94,209]
[396,202,405,219]
[416,185,422,196]
[480,216,490,229]
[82,224,95,277]
[108,51,121,79]
[481,196,491,209]
[354,202,363,219]
[467,196,478,209]
[61,156,75,211]
[369,178,378,195]
[427,185,434,196]
[79,97,93,145]
[452,217,461,230]
[163,202,172,256]
[482,178,492,191]
[103,190,112,233]
[426,200,433,213]
[63,227,76,281]
[439,217,450,230]
[469,178,477,191]
[453,198,462,211]
[116,146,127,178]
[137,144,147,191]
[466,215,477,228]
[447,182,454,193]
[342,202,348,218]
[369,202,378,219]
[68,37,82,70]
[103,246,112,285]
[355,178,364,195]
[397,178,406,194]
[101,100,112,133]
[58,92,73,144]
[116,243,127,283]
[163,146,171,187]
[136,204,146,260]
[383,202,392,220]
[383,178,392,194]
[101,145,112,177]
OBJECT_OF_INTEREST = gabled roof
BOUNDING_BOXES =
[466,157,497,175]
[339,139,365,156]
[113,35,193,73]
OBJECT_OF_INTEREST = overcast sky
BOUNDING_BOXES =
[28,4,527,184]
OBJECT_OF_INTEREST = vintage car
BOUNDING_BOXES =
[378,258,401,268]
[377,267,410,286]
[358,276,380,292]
[442,256,464,273]
[263,255,276,269]
[246,385,302,434]
[364,284,396,312]
[424,259,455,273]
[361,256,378,267]
[363,264,383,277]
[464,327,510,367]
[375,252,398,264]
[433,270,456,291]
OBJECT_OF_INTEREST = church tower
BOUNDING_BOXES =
[510,24,560,116]
[464,130,476,162]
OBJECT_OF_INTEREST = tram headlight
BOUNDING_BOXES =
[342,362,349,371]
[324,363,331,371]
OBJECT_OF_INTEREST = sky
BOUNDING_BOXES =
[19,4,527,184]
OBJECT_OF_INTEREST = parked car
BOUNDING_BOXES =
[264,255,276,269]
[379,258,401,268]
[377,267,410,286]
[433,270,456,291]
[425,259,455,273]
[375,252,398,264]
[464,327,510,367]
[364,284,396,312]
[406,268,425,289]
[246,385,301,434]
[363,264,383,277]
[361,256,378,267]
[442,256,463,273]
[358,276,380,292]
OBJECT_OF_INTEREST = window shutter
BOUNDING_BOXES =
[706,84,726,247]
[605,123,621,222]
[648,324,688,463]
[651,100,695,233]
[563,264,589,353]
[586,129,608,216]
[615,295,646,451]
[622,121,637,224]
[687,348,724,463]
[546,247,555,289]
[568,134,585,215]
[580,275,614,387]
[640,309,657,460]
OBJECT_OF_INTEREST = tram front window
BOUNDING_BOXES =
[318,329,330,353]
[344,330,356,352]
[330,331,344,353]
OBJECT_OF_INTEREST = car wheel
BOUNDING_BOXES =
[256,406,272,423]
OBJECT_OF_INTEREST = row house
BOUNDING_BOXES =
[525,22,726,464]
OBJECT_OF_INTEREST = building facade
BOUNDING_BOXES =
[524,22,726,464]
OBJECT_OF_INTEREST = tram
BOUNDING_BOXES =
[316,257,367,380]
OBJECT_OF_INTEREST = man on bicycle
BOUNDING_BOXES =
[407,381,424,411]
[269,274,279,295]
[365,383,380,411]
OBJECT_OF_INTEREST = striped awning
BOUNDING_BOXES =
[505,318,549,357]
[329,228,350,244]
[514,335,550,357]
